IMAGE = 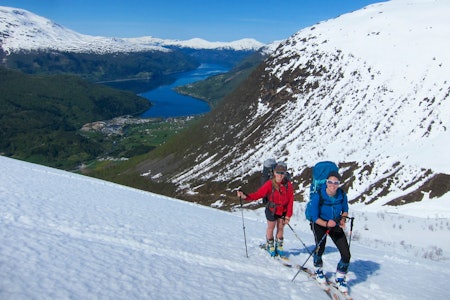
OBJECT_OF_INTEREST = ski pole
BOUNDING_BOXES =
[286,222,312,255]
[292,228,329,282]
[239,195,249,258]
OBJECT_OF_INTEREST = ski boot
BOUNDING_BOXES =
[275,238,286,258]
[266,239,276,257]
[335,272,348,293]
[315,267,326,284]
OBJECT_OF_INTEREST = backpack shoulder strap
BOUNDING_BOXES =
[267,181,285,208]
[317,188,325,206]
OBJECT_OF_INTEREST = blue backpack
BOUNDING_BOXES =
[305,161,339,222]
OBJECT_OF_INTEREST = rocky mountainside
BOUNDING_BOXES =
[132,0,450,210]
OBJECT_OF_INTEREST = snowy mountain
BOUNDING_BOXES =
[1,155,449,299]
[240,0,450,205]
[0,6,264,54]
[135,0,450,209]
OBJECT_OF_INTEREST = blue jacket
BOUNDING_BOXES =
[310,184,348,222]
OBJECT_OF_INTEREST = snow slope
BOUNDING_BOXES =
[1,156,449,299]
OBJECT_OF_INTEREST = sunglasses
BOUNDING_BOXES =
[326,180,340,185]
[275,171,286,175]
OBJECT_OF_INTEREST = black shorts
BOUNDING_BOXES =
[265,206,285,221]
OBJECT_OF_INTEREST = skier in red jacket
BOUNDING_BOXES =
[237,163,294,257]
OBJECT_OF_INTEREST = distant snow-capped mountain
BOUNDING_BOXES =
[0,6,265,54]
[139,0,450,209]
[125,37,266,51]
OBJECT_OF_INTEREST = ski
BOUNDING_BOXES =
[259,243,292,267]
[259,244,348,299]
[295,266,335,298]
[293,266,358,300]
[298,266,352,300]
[259,246,333,298]
[325,277,353,300]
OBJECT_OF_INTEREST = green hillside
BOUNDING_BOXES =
[0,67,151,169]
[4,50,199,93]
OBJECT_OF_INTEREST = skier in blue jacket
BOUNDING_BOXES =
[309,171,350,293]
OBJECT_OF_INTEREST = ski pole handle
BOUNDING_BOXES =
[348,216,354,248]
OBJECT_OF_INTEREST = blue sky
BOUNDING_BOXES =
[2,0,384,43]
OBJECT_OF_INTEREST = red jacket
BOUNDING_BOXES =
[246,179,294,218]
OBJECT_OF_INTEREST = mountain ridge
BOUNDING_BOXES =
[0,6,266,54]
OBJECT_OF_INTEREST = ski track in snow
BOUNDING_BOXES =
[1,156,450,299]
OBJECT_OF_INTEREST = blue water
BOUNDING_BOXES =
[140,63,229,118]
